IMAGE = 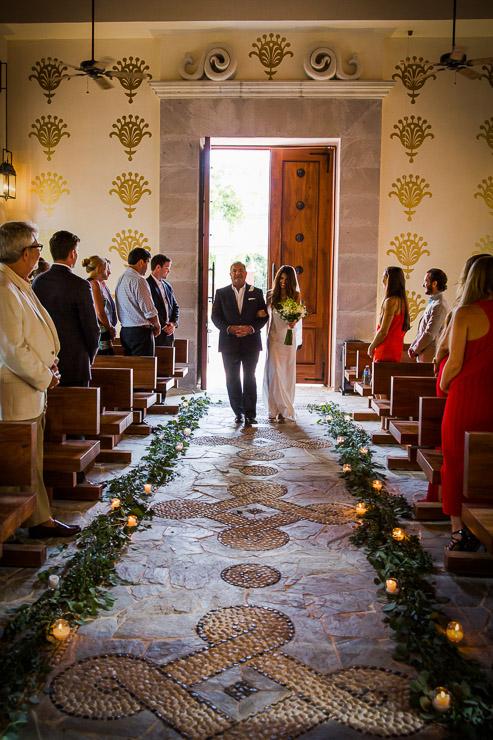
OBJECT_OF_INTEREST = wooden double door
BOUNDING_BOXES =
[199,143,334,388]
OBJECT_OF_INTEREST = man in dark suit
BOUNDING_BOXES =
[147,254,180,347]
[211,261,268,425]
[32,230,100,387]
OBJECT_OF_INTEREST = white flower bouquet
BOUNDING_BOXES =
[277,297,309,345]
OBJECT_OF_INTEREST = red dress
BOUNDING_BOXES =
[374,310,406,362]
[441,300,493,517]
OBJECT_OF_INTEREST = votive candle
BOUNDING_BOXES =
[385,578,398,594]
[127,515,138,528]
[144,483,152,494]
[344,414,351,421]
[372,479,383,492]
[48,575,60,590]
[342,464,351,473]
[110,498,120,510]
[336,436,344,444]
[446,621,464,644]
[356,502,367,516]
[359,446,368,454]
[52,619,70,640]
[175,442,183,451]
[432,687,451,712]
[392,527,405,542]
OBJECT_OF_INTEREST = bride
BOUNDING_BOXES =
[262,265,302,423]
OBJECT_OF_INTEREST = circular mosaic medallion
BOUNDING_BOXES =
[229,481,288,497]
[221,563,282,588]
[237,448,284,461]
[219,526,289,551]
[308,502,357,525]
[238,465,278,476]
[197,604,294,648]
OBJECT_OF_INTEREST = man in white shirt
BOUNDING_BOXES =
[408,268,449,363]
[115,247,160,356]
[0,221,80,538]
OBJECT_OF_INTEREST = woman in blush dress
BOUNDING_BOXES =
[263,265,302,423]
[368,266,410,362]
[440,256,493,550]
[82,256,117,355]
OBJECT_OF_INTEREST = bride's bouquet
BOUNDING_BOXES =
[277,297,309,345]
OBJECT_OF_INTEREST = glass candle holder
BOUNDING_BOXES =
[175,442,183,451]
[336,436,344,444]
[446,621,464,644]
[127,515,138,528]
[359,446,368,454]
[110,498,120,510]
[385,578,399,594]
[372,479,383,492]
[342,464,351,473]
[144,483,152,494]
[432,687,451,712]
[392,527,405,542]
[184,428,191,436]
[52,618,71,640]
[355,502,367,516]
[344,415,351,421]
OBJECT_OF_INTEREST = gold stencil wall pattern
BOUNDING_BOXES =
[111,57,152,103]
[30,173,70,216]
[390,116,434,163]
[388,175,432,221]
[29,58,69,103]
[109,115,152,160]
[477,118,493,155]
[387,233,430,279]
[392,57,436,104]
[249,34,293,80]
[479,63,493,88]
[407,291,426,323]
[109,172,151,217]
[473,235,493,255]
[110,230,150,263]
[474,177,493,215]
[29,115,70,160]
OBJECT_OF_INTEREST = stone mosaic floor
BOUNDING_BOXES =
[1,386,492,739]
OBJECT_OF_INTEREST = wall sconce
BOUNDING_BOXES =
[0,62,17,200]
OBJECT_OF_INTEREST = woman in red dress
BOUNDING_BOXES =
[368,266,410,362]
[440,256,493,550]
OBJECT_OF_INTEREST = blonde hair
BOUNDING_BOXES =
[81,255,106,273]
[455,253,491,306]
[459,256,493,307]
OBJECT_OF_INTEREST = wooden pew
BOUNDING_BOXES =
[0,422,46,566]
[90,367,134,463]
[414,396,448,520]
[356,361,434,444]
[353,345,414,398]
[445,432,493,575]
[44,387,103,501]
[147,347,179,415]
[93,355,158,435]
[386,376,438,469]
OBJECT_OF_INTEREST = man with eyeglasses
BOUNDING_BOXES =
[0,220,80,538]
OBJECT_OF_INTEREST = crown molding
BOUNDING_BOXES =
[149,80,394,99]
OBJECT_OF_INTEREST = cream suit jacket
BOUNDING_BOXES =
[0,263,60,420]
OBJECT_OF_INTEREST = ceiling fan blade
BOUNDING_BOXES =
[94,75,114,90]
[458,66,481,80]
[467,57,493,66]
[107,70,147,80]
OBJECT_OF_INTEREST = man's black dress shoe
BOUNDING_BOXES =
[245,417,258,425]
[234,415,243,424]
[29,520,82,539]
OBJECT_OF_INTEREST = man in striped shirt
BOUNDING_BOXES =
[115,247,160,356]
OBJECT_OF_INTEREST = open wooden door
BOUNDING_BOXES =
[198,137,210,390]
[269,147,334,384]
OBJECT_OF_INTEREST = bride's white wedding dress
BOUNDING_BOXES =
[262,307,301,421]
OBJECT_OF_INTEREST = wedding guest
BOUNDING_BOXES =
[29,255,50,280]
[0,220,80,538]
[408,269,448,362]
[115,247,160,356]
[440,256,493,550]
[263,265,301,423]
[368,266,410,361]
[32,230,100,387]
[82,256,117,355]
[147,254,180,347]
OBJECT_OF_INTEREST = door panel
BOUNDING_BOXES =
[198,137,210,390]
[269,147,334,384]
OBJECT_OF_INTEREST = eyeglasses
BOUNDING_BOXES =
[27,243,43,251]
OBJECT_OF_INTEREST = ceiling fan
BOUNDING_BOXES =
[65,0,145,90]
[433,0,493,79]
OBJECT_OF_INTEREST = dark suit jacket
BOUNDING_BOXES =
[32,264,100,384]
[146,276,180,338]
[211,283,268,353]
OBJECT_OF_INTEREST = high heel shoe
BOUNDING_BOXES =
[446,528,480,552]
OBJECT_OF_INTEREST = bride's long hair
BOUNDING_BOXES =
[268,265,299,307]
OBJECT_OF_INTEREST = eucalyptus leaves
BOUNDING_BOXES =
[310,401,492,739]
[0,395,211,740]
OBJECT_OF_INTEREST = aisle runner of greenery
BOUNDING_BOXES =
[0,395,211,740]
[309,402,492,739]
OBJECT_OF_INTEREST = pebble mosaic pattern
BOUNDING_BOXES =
[220,563,282,588]
[153,481,355,552]
[50,605,425,738]
[238,465,279,476]
[223,680,258,701]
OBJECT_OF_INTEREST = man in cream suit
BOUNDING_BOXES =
[408,269,449,363]
[0,221,81,538]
